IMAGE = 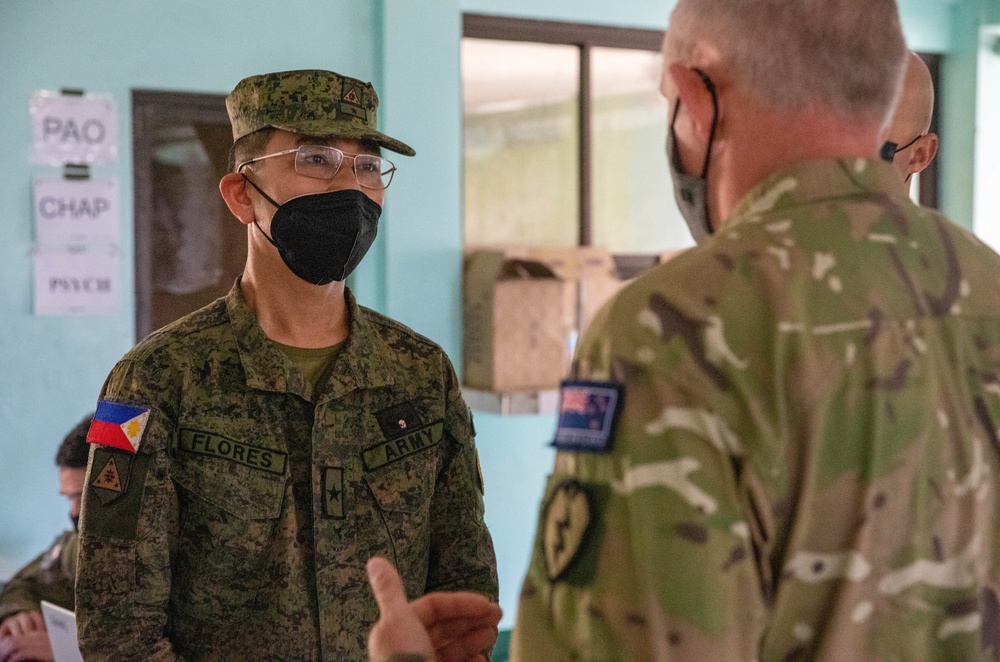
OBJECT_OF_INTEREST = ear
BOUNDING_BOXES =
[906,133,939,176]
[666,63,718,142]
[219,172,255,226]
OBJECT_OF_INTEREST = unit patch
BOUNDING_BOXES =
[361,421,443,472]
[84,446,151,539]
[339,84,367,120]
[552,380,623,453]
[178,429,288,475]
[89,447,132,506]
[322,466,345,519]
[88,400,151,453]
[92,457,123,492]
[543,479,592,581]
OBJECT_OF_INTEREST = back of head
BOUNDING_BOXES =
[665,0,908,125]
[887,51,935,141]
[56,414,93,468]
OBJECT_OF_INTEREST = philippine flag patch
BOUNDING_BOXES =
[87,400,151,453]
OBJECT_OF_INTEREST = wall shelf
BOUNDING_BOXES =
[463,388,560,416]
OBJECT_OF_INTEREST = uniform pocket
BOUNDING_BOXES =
[171,459,286,621]
[362,421,442,514]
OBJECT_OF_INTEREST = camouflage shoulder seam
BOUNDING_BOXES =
[124,297,229,363]
[358,305,445,356]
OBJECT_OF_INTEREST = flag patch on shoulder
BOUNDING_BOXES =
[552,380,622,454]
[88,400,150,453]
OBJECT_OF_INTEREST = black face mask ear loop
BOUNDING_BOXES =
[241,173,282,248]
[668,68,719,178]
[692,68,719,180]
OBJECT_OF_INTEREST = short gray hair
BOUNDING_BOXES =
[664,0,908,124]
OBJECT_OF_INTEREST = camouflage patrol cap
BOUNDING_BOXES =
[226,69,415,156]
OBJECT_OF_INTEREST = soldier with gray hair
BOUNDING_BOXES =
[75,69,497,661]
[365,0,1000,660]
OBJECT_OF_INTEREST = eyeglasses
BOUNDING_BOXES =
[237,144,396,189]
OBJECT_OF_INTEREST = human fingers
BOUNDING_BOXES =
[425,616,500,649]
[411,591,501,626]
[434,626,500,662]
[25,612,45,633]
[6,630,53,662]
[366,556,409,615]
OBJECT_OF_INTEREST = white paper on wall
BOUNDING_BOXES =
[30,92,118,165]
[34,178,119,242]
[33,245,120,316]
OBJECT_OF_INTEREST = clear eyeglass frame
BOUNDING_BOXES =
[237,144,396,189]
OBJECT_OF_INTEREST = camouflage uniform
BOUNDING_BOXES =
[511,159,1000,661]
[0,530,77,621]
[76,283,497,661]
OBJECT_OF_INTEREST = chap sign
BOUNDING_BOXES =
[34,178,119,241]
[34,246,120,316]
[31,92,117,165]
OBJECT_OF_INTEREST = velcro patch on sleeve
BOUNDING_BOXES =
[87,400,151,453]
[552,380,623,454]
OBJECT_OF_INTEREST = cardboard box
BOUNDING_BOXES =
[462,246,678,393]
[462,249,575,392]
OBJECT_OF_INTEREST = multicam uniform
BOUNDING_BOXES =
[77,283,497,661]
[0,531,77,621]
[512,159,1000,661]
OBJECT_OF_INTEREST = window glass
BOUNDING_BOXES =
[590,47,693,253]
[462,38,580,247]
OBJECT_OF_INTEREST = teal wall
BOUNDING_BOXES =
[0,0,380,577]
[0,0,990,632]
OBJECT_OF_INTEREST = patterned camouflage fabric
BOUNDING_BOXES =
[0,530,77,621]
[76,282,497,661]
[227,69,416,156]
[511,158,1000,661]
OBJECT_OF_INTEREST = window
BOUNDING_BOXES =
[462,15,693,255]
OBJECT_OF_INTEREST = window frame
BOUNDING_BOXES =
[463,14,664,246]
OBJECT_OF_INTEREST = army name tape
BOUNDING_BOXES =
[178,429,288,475]
[361,422,442,471]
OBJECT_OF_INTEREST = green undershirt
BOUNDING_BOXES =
[275,341,345,397]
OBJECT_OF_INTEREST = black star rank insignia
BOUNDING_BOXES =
[322,466,345,519]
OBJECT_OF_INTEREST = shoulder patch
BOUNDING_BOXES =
[552,380,622,454]
[88,400,150,453]
[543,479,593,581]
[89,447,133,506]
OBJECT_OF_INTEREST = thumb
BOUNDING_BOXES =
[367,556,409,614]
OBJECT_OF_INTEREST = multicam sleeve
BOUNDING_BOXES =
[423,360,498,600]
[76,358,181,661]
[512,279,774,660]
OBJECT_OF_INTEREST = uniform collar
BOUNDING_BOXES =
[227,279,394,401]
[727,158,907,227]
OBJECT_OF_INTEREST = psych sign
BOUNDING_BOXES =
[31,92,118,165]
[34,245,120,316]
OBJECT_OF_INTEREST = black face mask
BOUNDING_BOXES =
[243,177,381,285]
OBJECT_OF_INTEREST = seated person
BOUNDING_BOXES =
[0,416,91,662]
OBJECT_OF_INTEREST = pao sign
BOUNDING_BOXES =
[31,92,118,165]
